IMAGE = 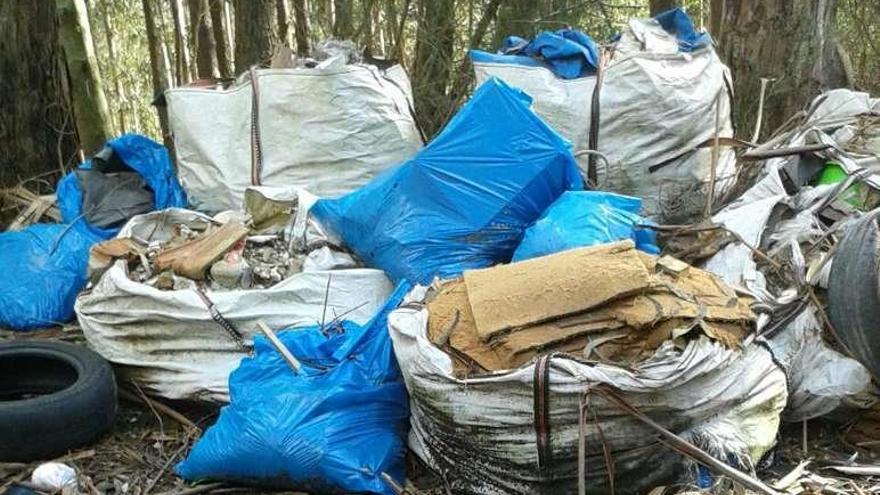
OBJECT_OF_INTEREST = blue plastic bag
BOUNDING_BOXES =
[0,134,187,330]
[177,284,411,494]
[312,78,583,284]
[654,7,711,52]
[511,191,659,262]
[0,224,102,330]
[56,133,188,238]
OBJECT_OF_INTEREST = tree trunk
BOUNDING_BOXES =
[713,0,850,138]
[359,0,375,52]
[649,0,681,16]
[189,0,218,78]
[412,0,455,137]
[276,0,291,47]
[233,0,279,72]
[493,0,540,47]
[98,0,125,134]
[209,0,232,77]
[291,0,310,55]
[55,0,113,155]
[170,0,192,84]
[0,1,78,187]
[143,0,174,151]
[447,0,504,112]
[333,0,353,39]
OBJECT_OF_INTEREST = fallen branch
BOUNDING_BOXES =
[119,387,199,431]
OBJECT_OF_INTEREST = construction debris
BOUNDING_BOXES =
[427,241,753,375]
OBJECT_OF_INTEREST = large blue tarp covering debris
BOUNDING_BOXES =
[0,134,186,331]
[512,191,659,262]
[177,284,411,494]
[311,78,583,284]
[470,8,710,78]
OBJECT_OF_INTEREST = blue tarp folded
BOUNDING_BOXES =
[654,7,711,52]
[0,134,186,331]
[311,78,583,284]
[471,8,710,78]
[57,133,188,238]
[177,283,411,494]
[512,191,659,262]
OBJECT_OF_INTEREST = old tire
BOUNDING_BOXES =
[828,210,880,381]
[0,341,117,461]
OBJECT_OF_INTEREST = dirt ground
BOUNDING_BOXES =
[3,326,879,495]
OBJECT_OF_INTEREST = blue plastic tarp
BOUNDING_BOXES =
[654,7,711,52]
[471,8,710,78]
[511,191,659,262]
[0,134,186,331]
[311,78,583,284]
[177,283,411,494]
[0,224,103,330]
[56,133,188,238]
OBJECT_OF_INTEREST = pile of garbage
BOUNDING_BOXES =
[6,8,880,495]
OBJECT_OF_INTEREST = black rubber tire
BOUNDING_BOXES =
[828,209,880,381]
[0,341,117,461]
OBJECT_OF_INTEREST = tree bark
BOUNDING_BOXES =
[55,0,113,155]
[291,0,310,55]
[713,0,850,138]
[233,0,279,72]
[412,0,456,137]
[143,0,174,151]
[0,1,78,187]
[209,0,232,77]
[649,0,681,16]
[276,0,291,47]
[98,0,125,134]
[189,0,218,78]
[333,0,353,39]
[170,0,192,84]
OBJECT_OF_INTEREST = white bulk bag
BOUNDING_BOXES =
[166,63,423,213]
[473,18,736,222]
[76,208,393,402]
[388,287,787,494]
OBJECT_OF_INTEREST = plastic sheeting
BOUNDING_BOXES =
[77,208,393,401]
[311,78,583,284]
[511,191,658,261]
[767,307,872,422]
[389,287,788,494]
[0,135,186,331]
[471,11,735,222]
[496,29,600,79]
[166,64,423,213]
[56,134,187,238]
[177,284,410,494]
[0,224,102,330]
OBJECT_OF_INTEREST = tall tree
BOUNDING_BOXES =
[98,0,126,133]
[333,0,353,39]
[143,0,174,150]
[276,0,291,47]
[209,0,232,77]
[189,0,218,78]
[55,0,113,154]
[291,0,310,55]
[649,0,681,16]
[0,2,78,186]
[493,0,540,47]
[233,0,279,72]
[412,0,456,137]
[712,0,850,138]
[170,0,192,84]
